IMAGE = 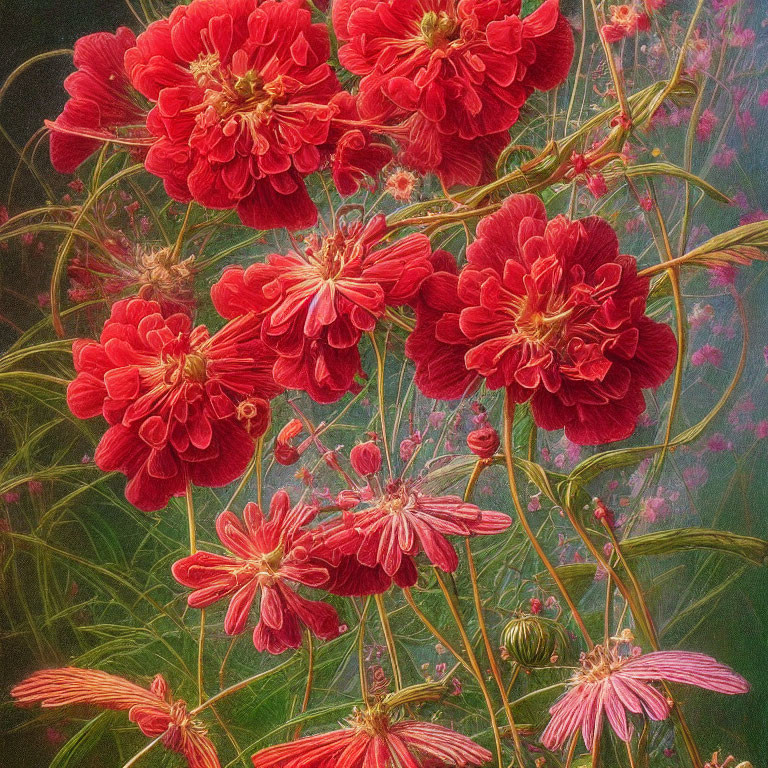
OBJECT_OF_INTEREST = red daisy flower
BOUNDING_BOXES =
[66,297,281,511]
[211,214,433,403]
[12,668,220,768]
[333,0,574,186]
[124,0,342,231]
[407,194,678,445]
[46,27,151,174]
[172,490,340,654]
[318,476,511,588]
[251,706,491,768]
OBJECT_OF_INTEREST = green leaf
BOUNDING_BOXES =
[48,713,113,768]
[617,162,731,204]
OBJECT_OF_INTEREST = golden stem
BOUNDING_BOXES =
[374,592,402,690]
[503,396,593,648]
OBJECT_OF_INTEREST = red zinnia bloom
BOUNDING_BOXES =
[407,194,678,445]
[172,491,341,654]
[541,640,749,751]
[12,668,220,768]
[66,298,281,511]
[334,0,574,186]
[212,214,433,403]
[47,28,151,173]
[251,706,491,768]
[319,476,511,588]
[124,0,342,231]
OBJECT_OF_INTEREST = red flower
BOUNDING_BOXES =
[251,707,491,768]
[350,441,382,477]
[124,0,342,231]
[334,0,573,186]
[212,214,433,403]
[66,298,281,511]
[325,92,395,197]
[274,418,304,465]
[47,28,151,173]
[407,195,678,445]
[602,5,650,43]
[467,426,500,458]
[12,668,220,768]
[319,477,511,587]
[172,491,341,654]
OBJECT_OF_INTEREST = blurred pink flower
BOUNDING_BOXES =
[691,344,723,367]
[541,642,749,750]
[696,110,719,142]
[683,465,709,489]
[759,91,768,108]
[708,264,738,288]
[712,147,737,169]
[707,433,733,452]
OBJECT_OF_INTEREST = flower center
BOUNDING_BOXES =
[136,247,194,294]
[351,706,391,736]
[420,11,458,48]
[512,297,574,346]
[191,53,283,122]
[182,353,207,382]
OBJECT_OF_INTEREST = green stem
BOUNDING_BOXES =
[503,395,593,648]
[294,629,314,738]
[434,569,505,768]
[368,331,393,477]
[463,460,525,766]
[185,482,205,705]
[375,592,403,690]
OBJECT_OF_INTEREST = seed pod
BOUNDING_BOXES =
[500,612,571,669]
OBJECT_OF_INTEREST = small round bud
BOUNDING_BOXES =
[467,427,500,459]
[500,612,571,669]
[350,441,382,477]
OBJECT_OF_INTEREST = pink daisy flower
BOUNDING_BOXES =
[541,638,749,751]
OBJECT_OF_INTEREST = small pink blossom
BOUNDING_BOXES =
[683,465,709,489]
[691,344,723,367]
[708,264,738,288]
[759,91,768,108]
[707,433,733,452]
[712,147,737,169]
[696,110,719,142]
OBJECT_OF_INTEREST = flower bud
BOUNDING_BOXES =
[350,441,382,477]
[274,419,303,465]
[466,427,500,459]
[500,613,571,669]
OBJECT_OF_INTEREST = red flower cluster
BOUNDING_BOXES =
[67,298,281,511]
[173,491,341,653]
[47,27,150,173]
[124,0,386,231]
[12,668,220,768]
[212,214,433,402]
[407,194,678,445]
[252,707,491,768]
[334,0,574,186]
